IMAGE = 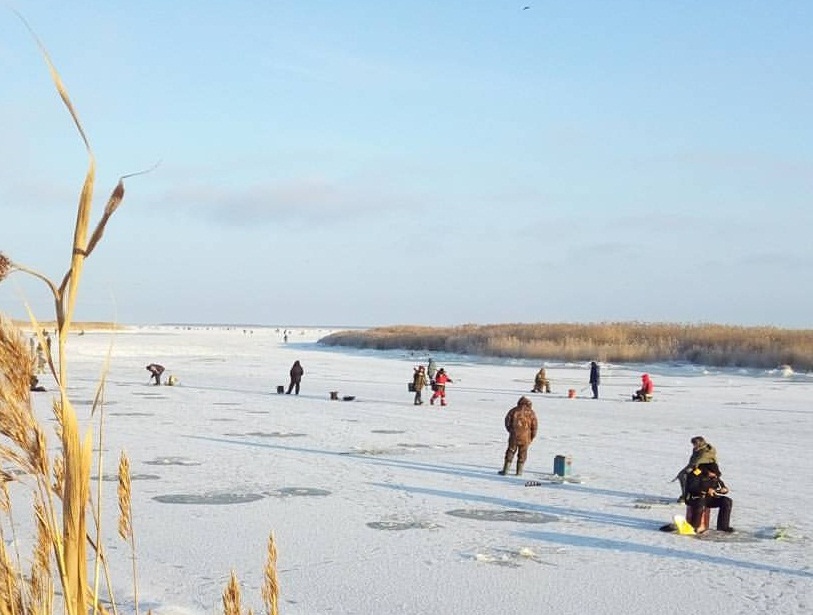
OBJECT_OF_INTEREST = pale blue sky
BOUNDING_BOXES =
[2,2,811,327]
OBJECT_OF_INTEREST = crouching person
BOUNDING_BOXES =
[685,462,734,533]
[498,396,538,476]
[632,373,654,401]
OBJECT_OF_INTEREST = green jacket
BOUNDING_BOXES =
[685,443,717,471]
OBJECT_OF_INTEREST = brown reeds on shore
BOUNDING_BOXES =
[319,322,813,371]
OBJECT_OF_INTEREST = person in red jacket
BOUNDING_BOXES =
[430,368,452,406]
[632,373,654,401]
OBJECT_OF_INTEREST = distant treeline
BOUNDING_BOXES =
[318,323,813,371]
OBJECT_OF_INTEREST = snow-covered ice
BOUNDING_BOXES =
[17,326,813,615]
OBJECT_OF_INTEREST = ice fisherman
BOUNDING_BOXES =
[531,367,551,393]
[412,365,428,406]
[146,363,165,385]
[498,396,538,476]
[427,358,438,382]
[632,373,653,401]
[429,367,452,406]
[589,361,600,399]
[676,436,718,503]
[287,360,304,395]
[684,462,734,533]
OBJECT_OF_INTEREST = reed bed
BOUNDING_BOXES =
[319,323,813,371]
[0,17,279,615]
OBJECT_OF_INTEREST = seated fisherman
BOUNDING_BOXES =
[684,462,734,533]
[632,373,653,401]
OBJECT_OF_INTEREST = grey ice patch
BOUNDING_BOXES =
[75,399,119,406]
[366,520,441,531]
[446,509,558,524]
[227,431,307,438]
[153,492,265,505]
[342,448,390,456]
[397,442,432,449]
[213,402,242,406]
[110,412,154,417]
[371,429,406,434]
[697,530,760,543]
[92,473,161,482]
[268,487,331,497]
[144,457,202,466]
[633,497,678,509]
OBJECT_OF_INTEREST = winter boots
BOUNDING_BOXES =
[516,462,525,476]
[498,460,511,476]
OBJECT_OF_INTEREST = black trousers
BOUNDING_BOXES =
[591,383,599,399]
[287,380,301,395]
[689,496,732,530]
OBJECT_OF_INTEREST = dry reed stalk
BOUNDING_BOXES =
[261,533,279,615]
[117,452,137,615]
[31,500,54,615]
[222,572,242,615]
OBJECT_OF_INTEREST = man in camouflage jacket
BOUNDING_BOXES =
[498,396,538,476]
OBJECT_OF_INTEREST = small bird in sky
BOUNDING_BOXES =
[523,5,531,9]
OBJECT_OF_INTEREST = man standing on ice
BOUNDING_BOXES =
[287,360,304,395]
[498,396,538,476]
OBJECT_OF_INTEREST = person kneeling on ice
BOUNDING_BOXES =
[632,373,653,401]
[498,396,538,476]
[430,368,452,406]
[685,462,734,533]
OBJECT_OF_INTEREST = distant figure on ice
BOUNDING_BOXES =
[287,360,304,395]
[685,462,734,533]
[498,396,538,476]
[632,373,653,401]
[589,361,600,399]
[35,340,47,374]
[283,330,289,343]
[427,358,438,382]
[531,367,551,393]
[30,375,46,392]
[430,368,452,406]
[146,363,165,385]
[412,365,428,405]
[676,436,717,503]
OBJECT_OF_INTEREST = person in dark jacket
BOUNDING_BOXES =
[499,396,538,476]
[589,361,600,399]
[685,462,734,533]
[287,360,304,395]
[146,363,165,385]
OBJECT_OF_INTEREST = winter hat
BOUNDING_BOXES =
[517,396,531,407]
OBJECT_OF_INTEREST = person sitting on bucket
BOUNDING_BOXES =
[632,373,653,401]
[531,367,551,393]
